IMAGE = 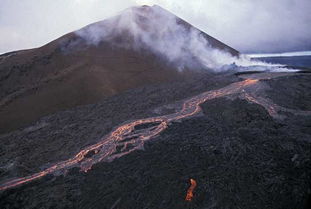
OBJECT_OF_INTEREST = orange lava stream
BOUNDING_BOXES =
[243,93,278,116]
[0,79,258,191]
[242,92,311,118]
[185,179,197,201]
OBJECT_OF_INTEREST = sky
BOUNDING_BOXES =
[0,0,310,54]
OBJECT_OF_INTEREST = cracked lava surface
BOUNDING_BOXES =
[2,76,302,191]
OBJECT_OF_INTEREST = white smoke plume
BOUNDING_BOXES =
[75,5,295,72]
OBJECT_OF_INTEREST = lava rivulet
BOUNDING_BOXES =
[241,92,311,118]
[0,79,258,191]
[185,179,197,201]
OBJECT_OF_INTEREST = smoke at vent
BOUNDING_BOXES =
[75,5,292,72]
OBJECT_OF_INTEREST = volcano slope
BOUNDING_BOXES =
[1,4,311,209]
[0,71,310,209]
[0,5,238,134]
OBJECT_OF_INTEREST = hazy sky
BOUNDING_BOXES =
[1,0,310,54]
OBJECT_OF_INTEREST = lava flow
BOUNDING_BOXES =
[0,79,258,191]
[185,179,197,201]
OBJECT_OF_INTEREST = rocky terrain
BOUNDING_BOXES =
[0,71,310,209]
[0,4,310,209]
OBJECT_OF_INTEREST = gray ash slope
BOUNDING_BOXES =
[0,5,239,135]
[0,72,311,209]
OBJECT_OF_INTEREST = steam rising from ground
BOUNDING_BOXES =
[76,5,296,73]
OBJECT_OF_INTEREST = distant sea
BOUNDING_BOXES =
[248,51,311,69]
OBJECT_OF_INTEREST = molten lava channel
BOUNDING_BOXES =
[0,79,258,191]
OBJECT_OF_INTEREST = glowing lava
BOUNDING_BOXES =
[0,79,258,191]
[185,178,197,201]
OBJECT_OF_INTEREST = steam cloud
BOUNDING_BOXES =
[137,0,311,54]
[76,5,296,72]
[1,0,310,55]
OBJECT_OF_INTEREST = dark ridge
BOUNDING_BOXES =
[134,122,162,130]
[84,150,96,158]
[176,17,239,57]
[119,136,139,143]
[234,71,264,75]
[296,70,311,73]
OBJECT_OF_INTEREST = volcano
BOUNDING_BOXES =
[1,5,311,209]
[0,5,238,134]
